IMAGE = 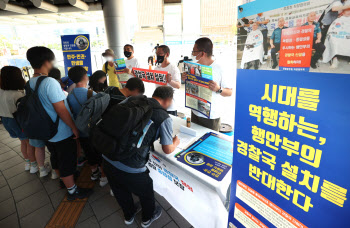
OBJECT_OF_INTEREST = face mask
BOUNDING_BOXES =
[191,53,202,63]
[124,51,132,58]
[105,56,113,62]
[157,55,165,64]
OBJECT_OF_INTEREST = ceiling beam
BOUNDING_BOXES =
[68,0,89,11]
[31,0,59,13]
[0,0,29,14]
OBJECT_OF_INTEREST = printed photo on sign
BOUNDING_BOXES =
[236,0,350,74]
[114,58,129,84]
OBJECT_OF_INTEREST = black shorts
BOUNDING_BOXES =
[46,136,77,178]
[79,137,102,166]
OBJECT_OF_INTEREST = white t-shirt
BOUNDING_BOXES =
[192,61,233,119]
[125,57,141,79]
[0,89,25,118]
[154,62,181,112]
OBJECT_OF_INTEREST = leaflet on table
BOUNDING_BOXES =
[175,132,233,181]
[132,68,168,85]
[184,61,213,118]
[114,58,129,84]
[229,1,350,228]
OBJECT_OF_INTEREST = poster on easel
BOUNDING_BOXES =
[229,0,350,228]
[184,61,213,118]
[132,68,168,85]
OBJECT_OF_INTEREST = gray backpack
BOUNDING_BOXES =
[71,90,110,135]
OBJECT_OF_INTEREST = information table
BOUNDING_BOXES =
[147,116,233,228]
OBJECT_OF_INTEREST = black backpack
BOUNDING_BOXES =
[91,95,153,161]
[14,76,59,140]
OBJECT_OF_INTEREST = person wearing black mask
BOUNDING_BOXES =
[123,44,140,82]
[89,70,108,92]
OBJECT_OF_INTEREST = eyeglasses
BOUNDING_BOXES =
[191,50,204,55]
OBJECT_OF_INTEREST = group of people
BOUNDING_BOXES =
[0,37,232,227]
[239,0,350,70]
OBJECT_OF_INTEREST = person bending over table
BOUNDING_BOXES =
[182,37,233,131]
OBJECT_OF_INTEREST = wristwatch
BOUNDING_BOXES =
[216,87,223,94]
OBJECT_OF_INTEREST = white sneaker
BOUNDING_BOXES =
[99,177,108,187]
[331,57,339,68]
[51,171,59,179]
[25,162,30,171]
[110,189,114,196]
[30,164,39,174]
[39,164,51,178]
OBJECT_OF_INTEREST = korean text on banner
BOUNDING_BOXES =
[132,68,168,85]
[61,34,92,76]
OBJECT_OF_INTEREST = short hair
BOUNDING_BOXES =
[158,45,170,55]
[195,37,213,57]
[124,44,134,51]
[125,77,145,94]
[0,66,25,90]
[152,86,174,100]
[48,67,61,81]
[26,46,55,69]
[68,66,87,83]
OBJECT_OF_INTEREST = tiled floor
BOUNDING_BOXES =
[0,124,192,228]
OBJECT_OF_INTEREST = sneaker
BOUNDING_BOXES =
[77,156,87,167]
[25,162,31,171]
[110,189,114,197]
[125,203,142,225]
[99,177,108,187]
[51,170,59,179]
[91,169,101,181]
[141,205,162,228]
[39,164,51,178]
[30,164,39,174]
[272,63,278,69]
[67,187,93,201]
[330,57,339,68]
[310,62,317,69]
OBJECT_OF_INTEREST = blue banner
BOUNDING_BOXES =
[61,34,92,76]
[228,69,350,228]
[175,132,233,181]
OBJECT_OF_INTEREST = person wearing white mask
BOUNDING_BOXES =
[182,37,233,131]
[102,49,120,88]
[154,45,181,116]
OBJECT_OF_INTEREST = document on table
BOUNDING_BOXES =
[176,126,197,150]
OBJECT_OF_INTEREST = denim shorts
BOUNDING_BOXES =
[29,139,46,148]
[2,117,27,140]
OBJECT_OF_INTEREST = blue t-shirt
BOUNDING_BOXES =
[67,87,96,137]
[302,21,321,38]
[103,117,174,173]
[29,76,73,142]
[271,26,288,44]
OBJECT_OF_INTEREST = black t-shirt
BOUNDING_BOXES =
[238,18,249,35]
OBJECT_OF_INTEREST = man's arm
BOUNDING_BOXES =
[162,136,180,154]
[332,5,350,12]
[52,101,79,139]
[316,32,322,43]
[208,81,232,97]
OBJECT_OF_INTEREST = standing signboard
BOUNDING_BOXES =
[61,34,92,76]
[230,0,350,227]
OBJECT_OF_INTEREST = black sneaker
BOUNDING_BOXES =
[310,62,317,69]
[77,156,87,167]
[124,203,142,225]
[141,205,162,228]
[67,187,93,201]
[272,63,278,69]
[91,169,101,181]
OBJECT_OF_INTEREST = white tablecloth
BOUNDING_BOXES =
[147,116,233,228]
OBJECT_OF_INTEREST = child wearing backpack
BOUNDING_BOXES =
[0,66,36,171]
[26,47,92,200]
[67,66,108,187]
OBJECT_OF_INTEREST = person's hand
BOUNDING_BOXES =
[72,127,79,139]
[181,72,188,81]
[123,68,132,74]
[271,44,275,49]
[167,73,172,83]
[173,136,180,147]
[316,38,321,44]
[209,80,220,92]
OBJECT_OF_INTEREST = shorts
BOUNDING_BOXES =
[46,136,77,178]
[2,117,27,140]
[29,139,46,148]
[79,137,102,166]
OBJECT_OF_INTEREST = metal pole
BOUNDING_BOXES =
[102,0,128,59]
